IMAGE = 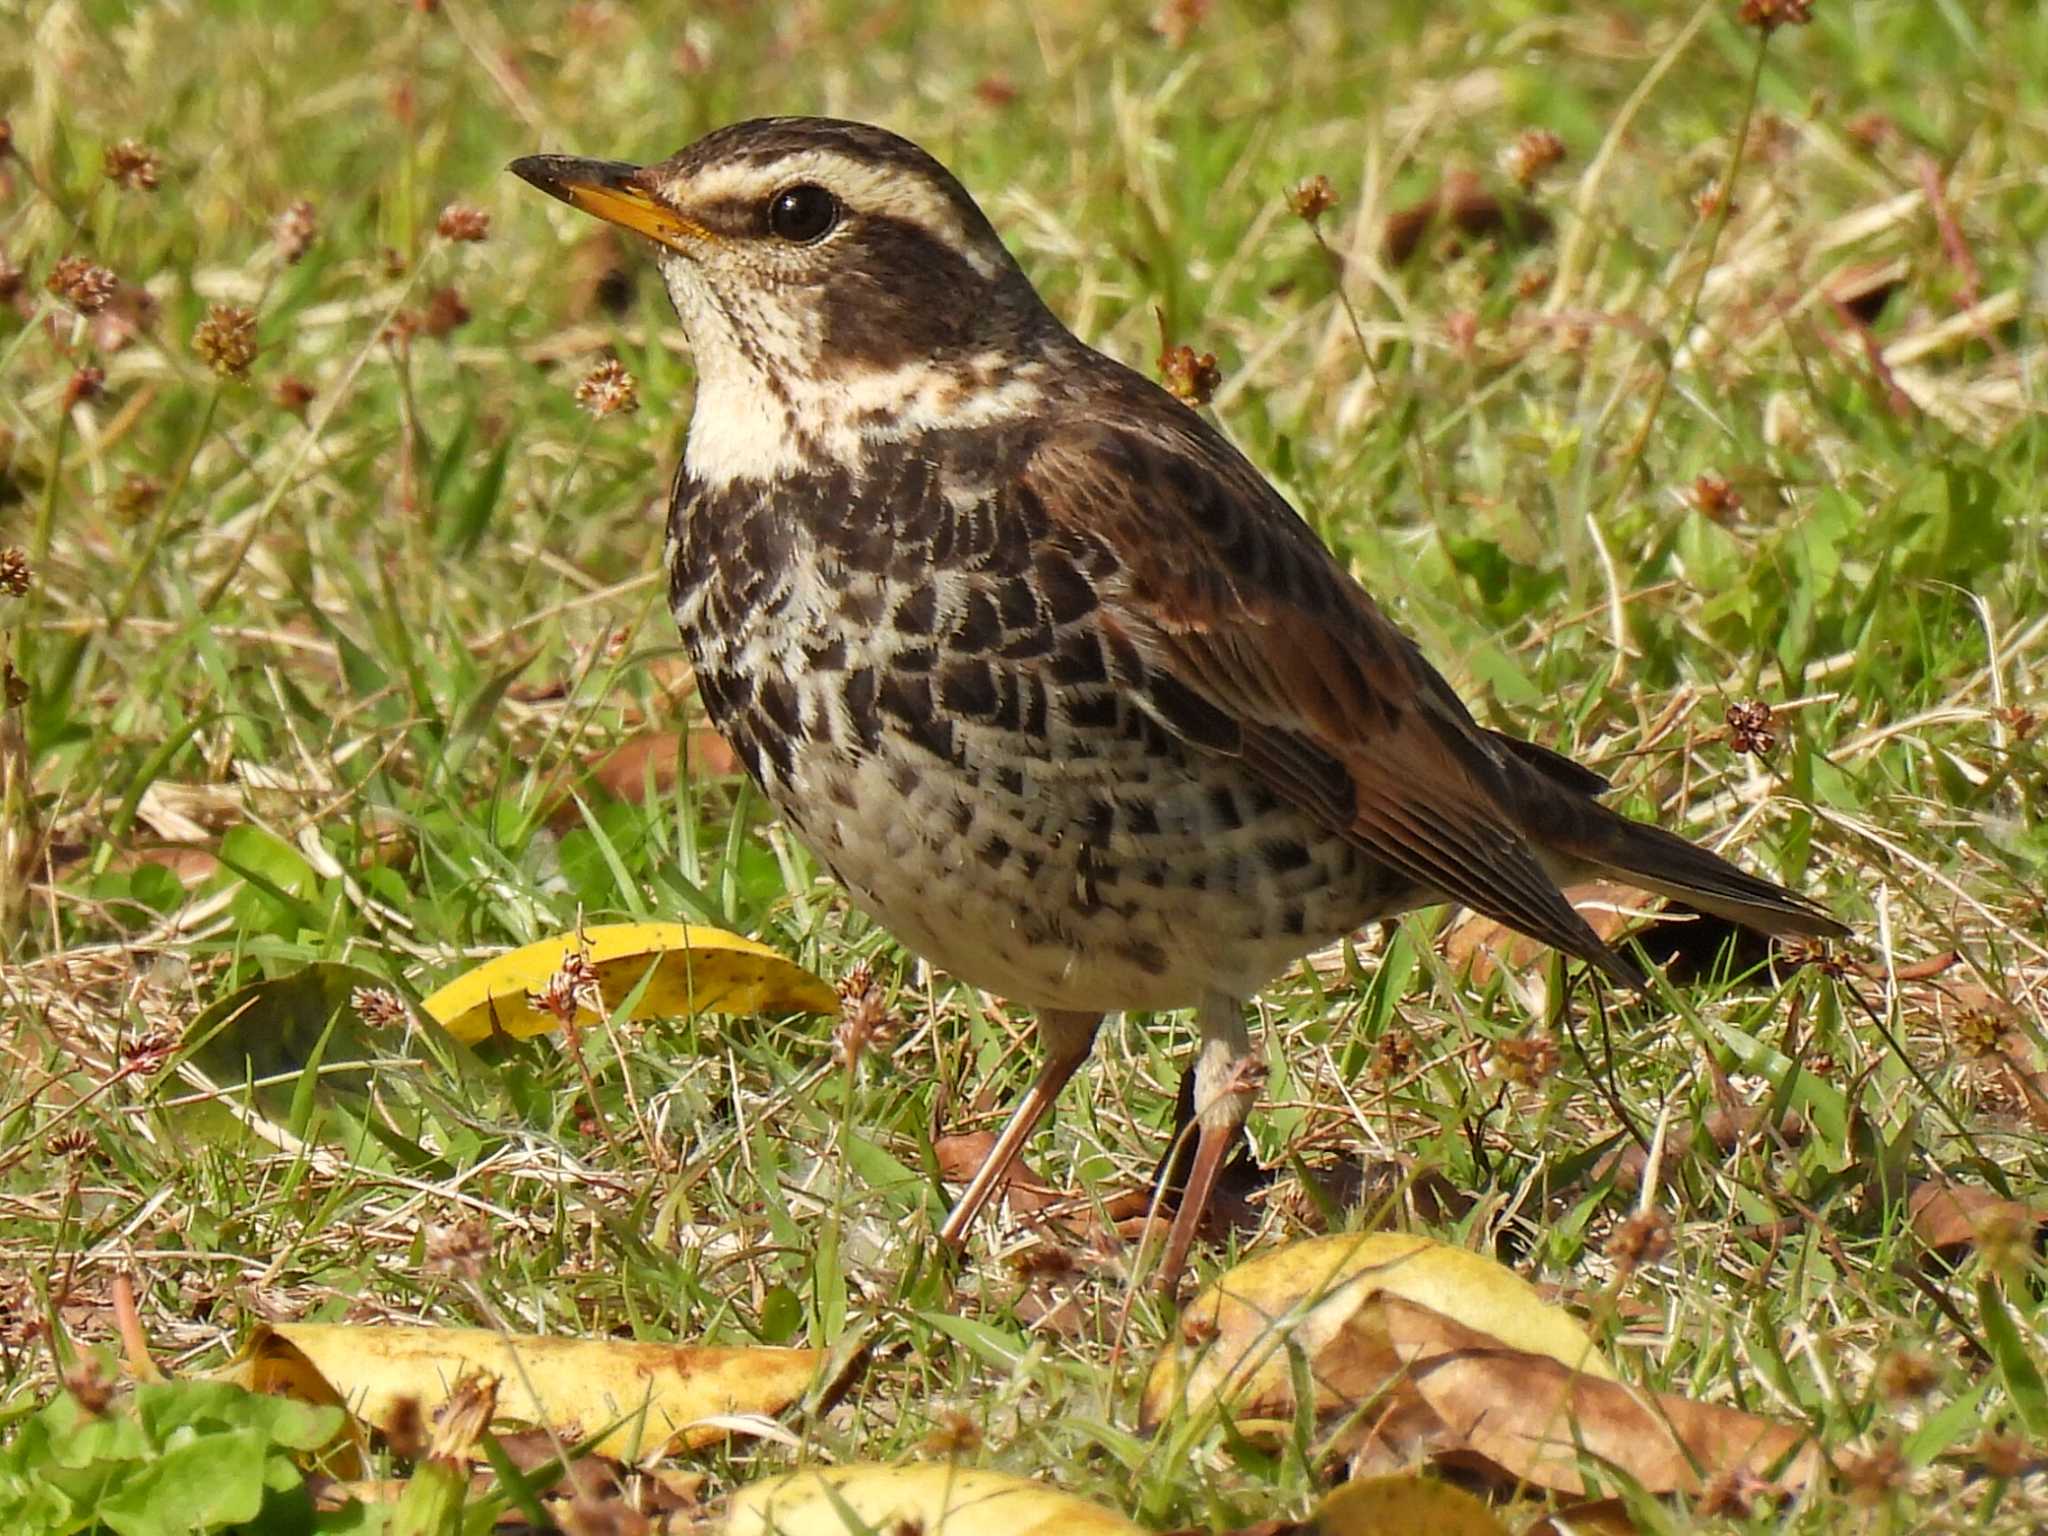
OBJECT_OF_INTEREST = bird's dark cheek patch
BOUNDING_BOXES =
[819,214,992,369]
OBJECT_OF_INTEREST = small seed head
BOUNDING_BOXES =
[47,256,119,314]
[530,951,604,1023]
[1286,173,1338,224]
[1157,342,1221,406]
[46,1127,99,1162]
[192,303,258,377]
[1502,128,1566,189]
[1737,0,1816,31]
[1689,471,1742,520]
[421,285,470,337]
[119,1028,179,1074]
[272,375,316,414]
[273,199,318,264]
[1605,1210,1674,1272]
[574,357,640,417]
[1725,698,1776,755]
[102,139,161,191]
[62,366,105,410]
[424,1217,492,1278]
[436,203,491,242]
[352,986,410,1031]
[111,474,163,521]
[0,547,30,597]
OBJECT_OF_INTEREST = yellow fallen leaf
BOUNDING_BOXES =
[1311,1474,1509,1535]
[723,1464,1143,1535]
[1140,1232,1617,1436]
[224,1323,823,1459]
[421,922,837,1042]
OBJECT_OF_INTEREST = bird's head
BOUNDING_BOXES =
[512,117,1062,480]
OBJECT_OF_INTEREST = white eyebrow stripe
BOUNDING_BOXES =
[658,152,1007,280]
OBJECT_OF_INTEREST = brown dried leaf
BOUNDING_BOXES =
[1908,1178,2048,1256]
[1384,1296,1822,1497]
[1139,1233,1615,1437]
[933,1130,1063,1215]
[1442,881,1642,982]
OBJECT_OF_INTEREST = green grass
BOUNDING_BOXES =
[3,0,2047,1528]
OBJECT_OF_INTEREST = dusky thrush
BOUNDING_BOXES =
[511,118,1844,1291]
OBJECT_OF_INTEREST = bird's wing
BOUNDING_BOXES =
[1022,416,1640,984]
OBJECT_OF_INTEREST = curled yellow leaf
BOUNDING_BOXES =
[421,922,836,1042]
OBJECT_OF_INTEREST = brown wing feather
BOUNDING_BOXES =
[1025,416,1642,986]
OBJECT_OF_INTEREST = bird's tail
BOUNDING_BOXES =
[1547,797,1846,941]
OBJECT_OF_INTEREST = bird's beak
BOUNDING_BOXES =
[507,155,712,253]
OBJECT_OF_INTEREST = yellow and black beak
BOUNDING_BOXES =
[507,155,710,252]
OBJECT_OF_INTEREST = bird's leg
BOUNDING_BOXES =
[1154,990,1257,1295]
[937,1008,1102,1250]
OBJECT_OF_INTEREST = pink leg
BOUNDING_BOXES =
[1154,991,1256,1295]
[938,1009,1102,1249]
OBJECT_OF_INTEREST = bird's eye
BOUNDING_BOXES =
[766,183,839,243]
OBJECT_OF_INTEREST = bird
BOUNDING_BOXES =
[509,118,1845,1293]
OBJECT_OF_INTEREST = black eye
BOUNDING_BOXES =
[767,183,839,243]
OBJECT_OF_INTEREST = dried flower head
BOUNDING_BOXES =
[119,1028,179,1075]
[1838,1440,1906,1503]
[833,960,897,1069]
[1996,704,2038,742]
[352,986,410,1031]
[421,285,470,337]
[921,1410,984,1457]
[273,199,318,265]
[0,547,30,597]
[1502,128,1567,189]
[1605,1209,1673,1272]
[0,251,25,303]
[530,950,603,1024]
[1492,1034,1559,1086]
[424,1217,492,1279]
[46,1127,99,1162]
[1952,1006,2007,1062]
[1689,471,1741,520]
[3,663,27,709]
[1371,1027,1418,1080]
[62,366,105,410]
[1873,1348,1939,1402]
[1157,342,1221,407]
[111,473,162,521]
[192,303,258,377]
[272,375,316,414]
[47,256,119,314]
[436,203,491,243]
[973,74,1018,109]
[1725,699,1776,755]
[1151,0,1210,47]
[574,357,640,417]
[1286,173,1338,225]
[102,139,161,191]
[1965,1432,2034,1481]
[1737,0,1815,31]
[1513,262,1553,302]
[63,1357,116,1416]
